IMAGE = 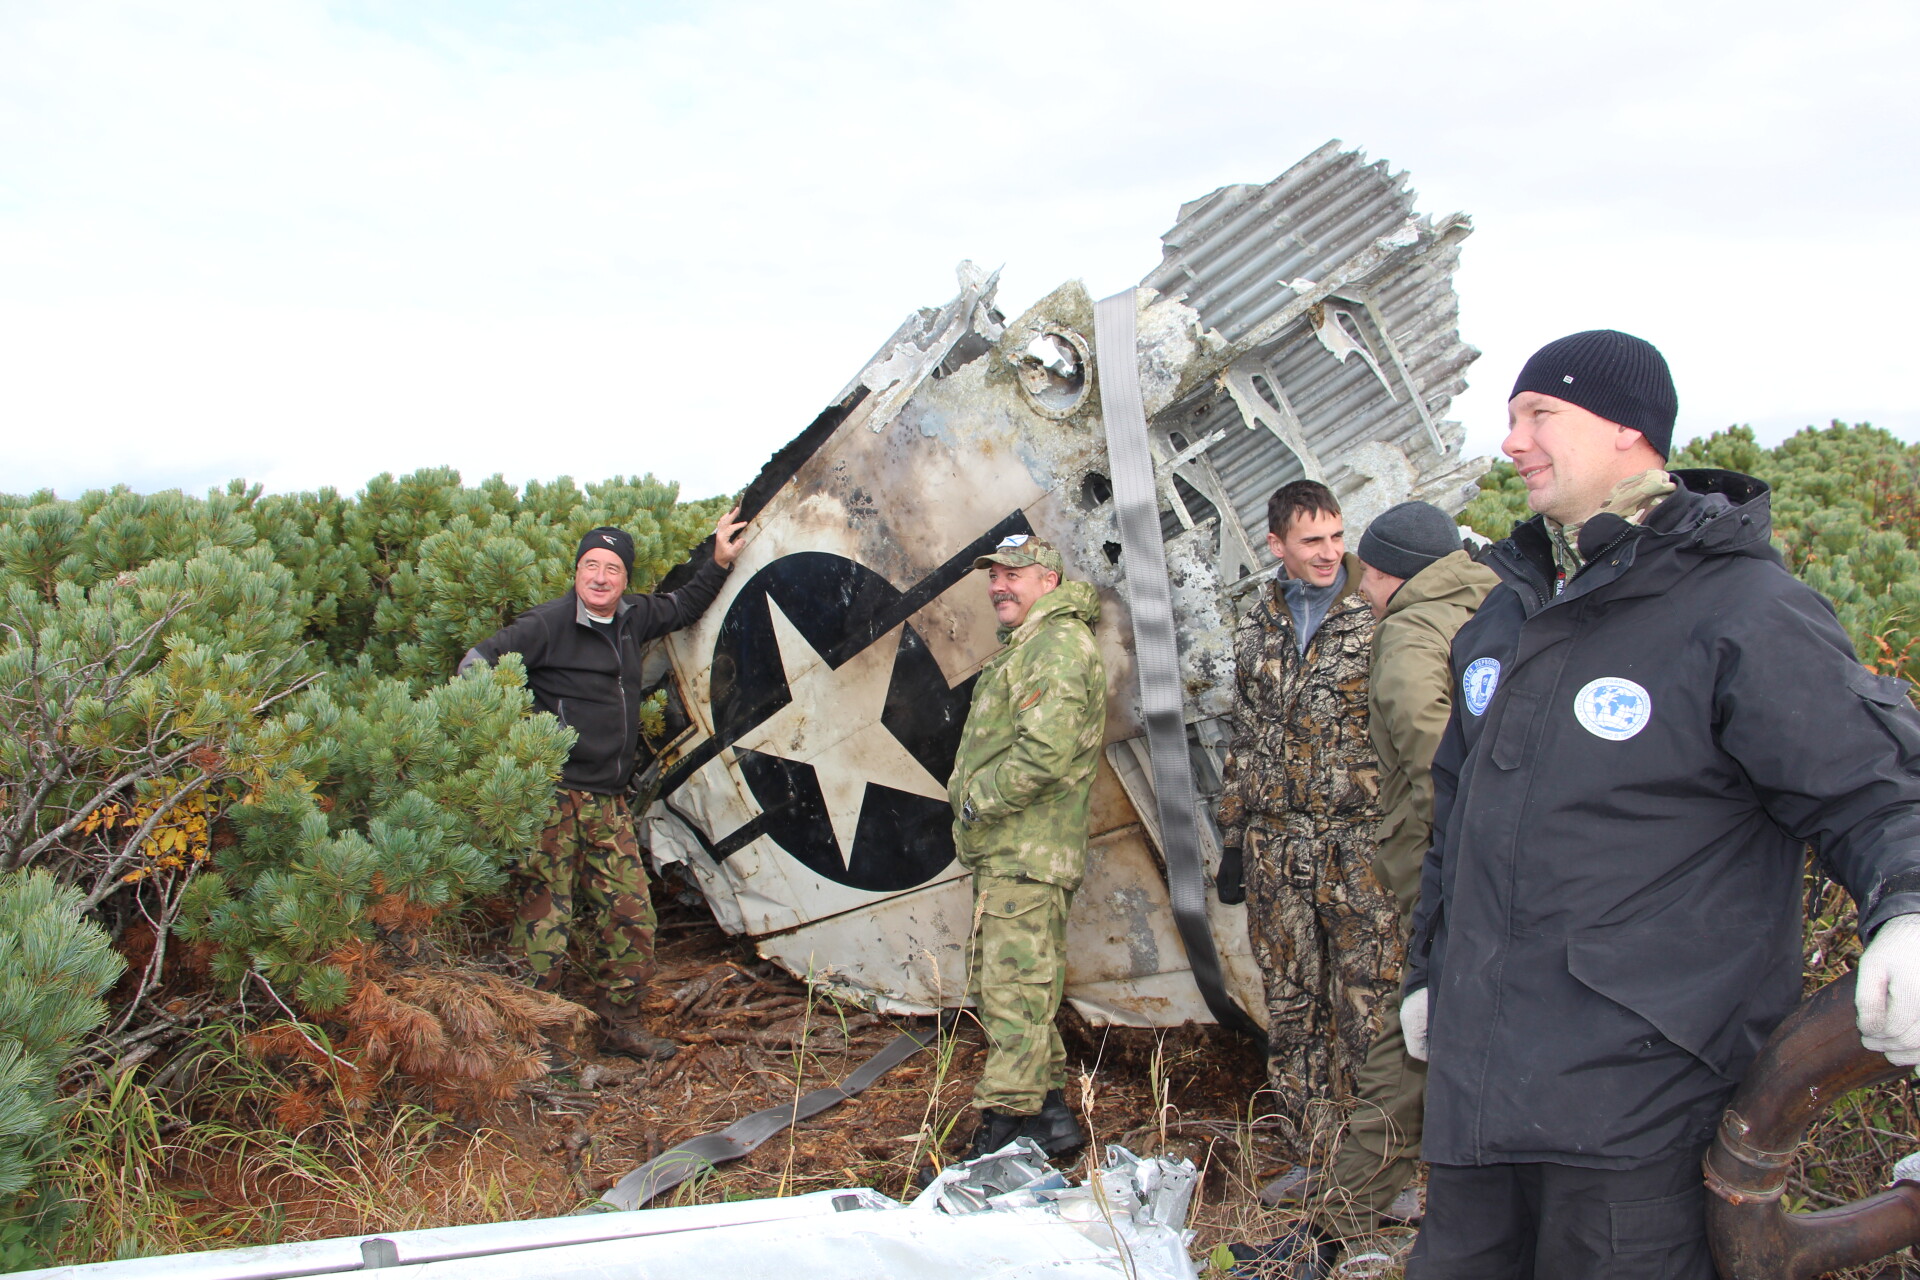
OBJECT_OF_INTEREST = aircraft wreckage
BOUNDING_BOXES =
[42,143,1920,1280]
[635,140,1486,1027]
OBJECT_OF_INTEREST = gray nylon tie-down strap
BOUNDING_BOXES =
[1093,288,1258,1036]
[596,1025,937,1211]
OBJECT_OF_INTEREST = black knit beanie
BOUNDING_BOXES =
[1510,330,1678,457]
[1359,501,1461,581]
[576,527,635,575]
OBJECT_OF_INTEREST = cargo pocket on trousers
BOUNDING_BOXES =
[978,881,1064,988]
[1489,690,1539,771]
[1610,1188,1702,1254]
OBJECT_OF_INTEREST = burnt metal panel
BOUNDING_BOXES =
[643,144,1486,1024]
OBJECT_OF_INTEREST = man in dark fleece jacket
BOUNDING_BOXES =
[463,507,745,1059]
[1401,331,1920,1279]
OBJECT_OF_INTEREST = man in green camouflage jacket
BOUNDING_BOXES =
[1216,481,1396,1144]
[948,533,1108,1160]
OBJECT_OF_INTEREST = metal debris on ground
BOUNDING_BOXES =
[24,1149,1206,1280]
[594,1022,936,1210]
[912,1136,1068,1214]
[913,1139,1200,1279]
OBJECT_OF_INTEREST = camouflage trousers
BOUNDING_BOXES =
[512,789,657,1007]
[967,873,1072,1115]
[1244,812,1403,1131]
[1309,987,1428,1240]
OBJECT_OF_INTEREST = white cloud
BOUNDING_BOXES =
[1,0,1913,497]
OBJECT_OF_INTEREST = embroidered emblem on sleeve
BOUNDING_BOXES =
[1462,657,1501,717]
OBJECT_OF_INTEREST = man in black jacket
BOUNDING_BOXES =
[464,508,745,1059]
[1400,331,1920,1278]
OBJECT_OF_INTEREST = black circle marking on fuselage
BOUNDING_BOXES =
[709,551,970,893]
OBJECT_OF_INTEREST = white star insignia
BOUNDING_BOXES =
[732,598,949,866]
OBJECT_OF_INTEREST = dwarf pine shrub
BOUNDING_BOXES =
[0,870,124,1261]
[0,468,726,1176]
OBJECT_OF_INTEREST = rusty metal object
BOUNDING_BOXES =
[1706,970,1920,1278]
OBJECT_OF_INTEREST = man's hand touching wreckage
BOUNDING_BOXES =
[462,504,747,1061]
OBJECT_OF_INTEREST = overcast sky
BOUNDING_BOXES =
[3,0,1914,503]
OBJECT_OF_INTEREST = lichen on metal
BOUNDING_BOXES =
[639,140,1486,1026]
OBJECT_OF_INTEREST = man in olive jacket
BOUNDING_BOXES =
[1299,502,1498,1262]
[948,534,1107,1160]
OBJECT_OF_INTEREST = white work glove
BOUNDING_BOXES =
[1402,987,1430,1062]
[1857,913,1920,1065]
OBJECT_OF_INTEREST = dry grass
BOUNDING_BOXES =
[50,1054,567,1263]
[37,869,1920,1278]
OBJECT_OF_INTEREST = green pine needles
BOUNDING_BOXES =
[0,870,123,1258]
[0,467,727,1211]
[177,656,576,1009]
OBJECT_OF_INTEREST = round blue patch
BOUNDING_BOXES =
[1573,677,1652,741]
[1462,657,1501,717]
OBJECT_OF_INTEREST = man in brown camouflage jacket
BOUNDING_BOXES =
[1216,480,1396,1141]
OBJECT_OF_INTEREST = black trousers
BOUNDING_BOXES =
[1406,1147,1718,1280]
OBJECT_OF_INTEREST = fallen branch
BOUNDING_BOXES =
[248,971,357,1072]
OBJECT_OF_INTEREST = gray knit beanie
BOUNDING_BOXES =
[1358,501,1460,581]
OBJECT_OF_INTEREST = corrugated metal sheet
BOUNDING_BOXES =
[1138,140,1481,592]
[1149,143,1413,343]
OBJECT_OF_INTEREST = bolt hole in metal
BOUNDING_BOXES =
[1013,330,1090,417]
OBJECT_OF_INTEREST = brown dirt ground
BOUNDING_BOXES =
[103,879,1920,1277]
[116,894,1918,1278]
[93,889,1399,1271]
[429,893,1421,1270]
[528,897,1272,1202]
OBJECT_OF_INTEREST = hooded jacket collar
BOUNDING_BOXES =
[1491,469,1778,616]
[1272,551,1368,637]
[1383,549,1498,621]
[999,579,1101,646]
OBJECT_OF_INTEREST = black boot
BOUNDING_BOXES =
[963,1108,1027,1160]
[1225,1224,1339,1280]
[593,995,678,1061]
[1021,1088,1087,1159]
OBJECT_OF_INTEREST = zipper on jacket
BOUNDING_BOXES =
[1495,521,1634,610]
[1562,526,1635,594]
[608,626,631,788]
[587,619,633,790]
[1492,542,1551,611]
